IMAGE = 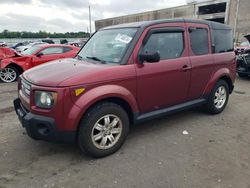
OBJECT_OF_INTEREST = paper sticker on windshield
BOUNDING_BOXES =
[115,34,132,44]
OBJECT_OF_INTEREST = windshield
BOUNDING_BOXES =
[77,28,138,64]
[21,45,41,55]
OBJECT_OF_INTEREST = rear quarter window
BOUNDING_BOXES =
[213,29,233,53]
[189,27,209,55]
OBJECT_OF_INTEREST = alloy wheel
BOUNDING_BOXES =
[0,67,17,83]
[214,86,227,109]
[91,114,122,150]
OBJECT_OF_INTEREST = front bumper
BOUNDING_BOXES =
[13,98,76,144]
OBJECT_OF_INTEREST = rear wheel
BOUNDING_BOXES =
[205,80,229,114]
[0,66,20,83]
[78,102,129,158]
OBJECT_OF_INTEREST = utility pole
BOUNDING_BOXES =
[89,5,92,35]
[234,0,240,44]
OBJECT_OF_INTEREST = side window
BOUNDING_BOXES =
[189,27,209,55]
[143,32,184,60]
[63,47,73,53]
[213,29,233,53]
[40,47,64,55]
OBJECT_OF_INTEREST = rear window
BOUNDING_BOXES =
[213,29,233,53]
[189,28,209,55]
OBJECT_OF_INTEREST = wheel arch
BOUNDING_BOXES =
[203,68,234,96]
[72,85,139,134]
[219,75,233,94]
[7,63,24,75]
[82,97,135,125]
[74,96,136,143]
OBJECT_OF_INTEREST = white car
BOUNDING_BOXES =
[0,41,6,47]
[15,41,46,53]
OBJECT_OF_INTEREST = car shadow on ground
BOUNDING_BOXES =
[27,107,207,160]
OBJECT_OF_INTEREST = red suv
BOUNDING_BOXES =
[0,44,79,83]
[14,19,236,157]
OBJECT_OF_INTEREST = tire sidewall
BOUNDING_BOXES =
[78,103,129,158]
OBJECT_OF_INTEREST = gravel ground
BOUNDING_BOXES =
[0,77,250,188]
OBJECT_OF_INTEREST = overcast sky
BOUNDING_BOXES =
[0,0,187,33]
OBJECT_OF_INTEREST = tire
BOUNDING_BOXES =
[205,80,229,114]
[78,102,130,158]
[0,65,20,83]
[238,73,249,78]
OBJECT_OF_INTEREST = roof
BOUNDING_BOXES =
[37,44,79,48]
[101,18,231,31]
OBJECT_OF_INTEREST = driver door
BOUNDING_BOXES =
[135,24,192,113]
[32,46,64,67]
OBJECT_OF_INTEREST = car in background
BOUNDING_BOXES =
[69,42,84,48]
[69,39,88,48]
[0,41,7,47]
[15,41,47,53]
[235,34,250,54]
[11,41,31,50]
[236,34,250,77]
[41,39,54,44]
[0,44,80,83]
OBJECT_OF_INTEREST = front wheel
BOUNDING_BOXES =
[205,80,229,114]
[78,102,129,158]
[0,66,19,83]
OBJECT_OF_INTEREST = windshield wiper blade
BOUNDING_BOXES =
[86,56,106,64]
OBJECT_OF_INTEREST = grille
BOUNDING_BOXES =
[21,78,31,97]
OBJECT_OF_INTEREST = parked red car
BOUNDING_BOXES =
[0,44,79,82]
[235,34,250,53]
[14,19,236,157]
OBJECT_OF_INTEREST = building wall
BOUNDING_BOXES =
[95,4,196,30]
[228,0,250,43]
[95,0,250,43]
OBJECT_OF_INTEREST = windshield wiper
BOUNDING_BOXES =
[86,56,106,64]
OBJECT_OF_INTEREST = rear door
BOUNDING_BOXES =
[186,23,214,100]
[135,23,192,113]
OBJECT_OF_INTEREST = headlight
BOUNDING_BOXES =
[35,91,57,109]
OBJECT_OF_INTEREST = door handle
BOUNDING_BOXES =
[182,65,192,71]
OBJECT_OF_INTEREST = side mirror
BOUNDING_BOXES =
[138,51,160,64]
[36,52,44,57]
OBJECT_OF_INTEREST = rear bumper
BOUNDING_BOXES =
[13,98,76,144]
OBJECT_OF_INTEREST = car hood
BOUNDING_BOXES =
[23,58,115,87]
[0,48,21,60]
[0,55,30,69]
[244,34,250,43]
